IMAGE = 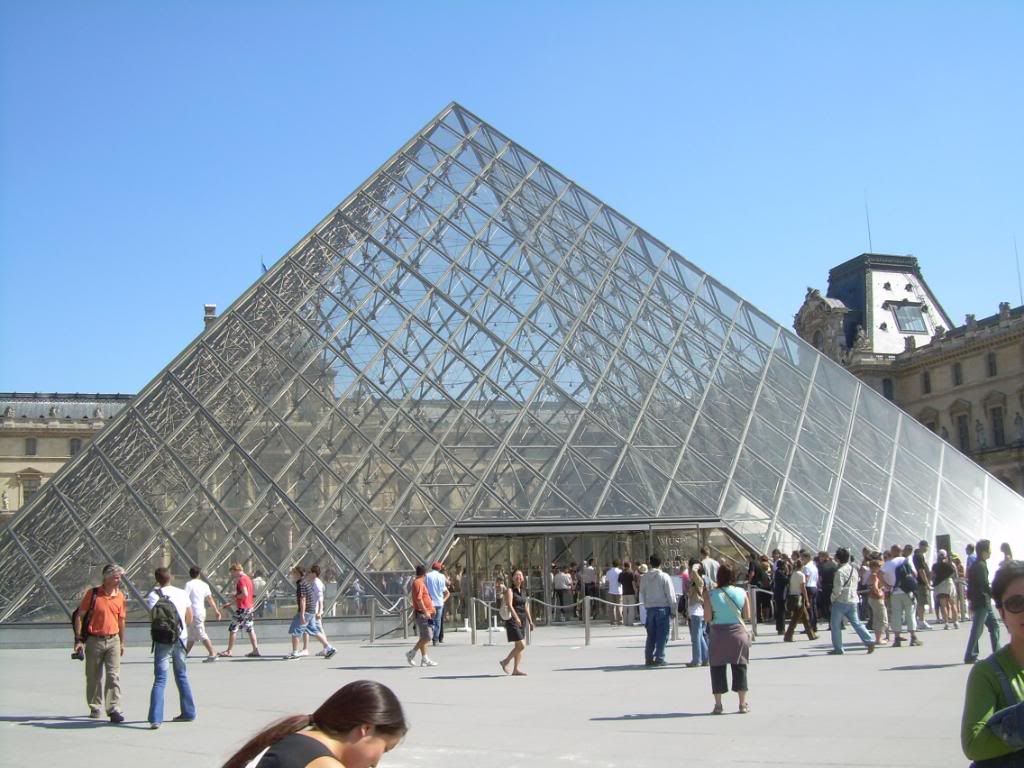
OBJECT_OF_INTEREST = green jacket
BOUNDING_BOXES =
[961,645,1023,761]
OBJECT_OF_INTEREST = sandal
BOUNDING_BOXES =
[499,660,510,675]
[739,702,750,714]
[245,650,261,658]
[711,704,723,715]
[216,651,233,657]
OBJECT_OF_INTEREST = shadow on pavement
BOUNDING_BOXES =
[881,663,964,671]
[0,715,144,730]
[424,674,505,680]
[330,665,409,671]
[555,664,682,673]
[591,711,712,721]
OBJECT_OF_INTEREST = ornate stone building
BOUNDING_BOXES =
[0,394,132,524]
[795,253,1024,491]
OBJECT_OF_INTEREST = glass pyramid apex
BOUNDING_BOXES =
[1,102,1019,623]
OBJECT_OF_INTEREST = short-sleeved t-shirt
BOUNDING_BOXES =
[619,570,636,595]
[803,562,819,589]
[78,587,126,637]
[184,578,211,618]
[411,577,435,617]
[144,584,190,628]
[306,577,324,612]
[709,586,746,625]
[605,567,622,596]
[424,570,447,607]
[234,573,254,610]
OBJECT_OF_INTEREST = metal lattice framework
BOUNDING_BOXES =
[1,102,1020,622]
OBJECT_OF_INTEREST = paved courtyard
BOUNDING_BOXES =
[0,620,975,767]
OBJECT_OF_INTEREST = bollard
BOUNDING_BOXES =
[671,607,680,641]
[470,598,478,646]
[401,594,409,639]
[584,596,591,646]
[369,599,377,644]
[525,610,531,646]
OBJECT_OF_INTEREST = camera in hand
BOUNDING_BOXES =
[71,647,84,661]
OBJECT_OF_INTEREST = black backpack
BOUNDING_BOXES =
[72,587,99,642]
[896,559,919,595]
[150,588,182,647]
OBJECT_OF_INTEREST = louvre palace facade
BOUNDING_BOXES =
[1,104,1020,624]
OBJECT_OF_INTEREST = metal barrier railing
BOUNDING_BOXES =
[368,595,408,644]
[581,595,679,646]
[746,585,774,640]
[468,597,508,646]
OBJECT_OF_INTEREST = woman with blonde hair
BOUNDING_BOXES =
[223,679,406,768]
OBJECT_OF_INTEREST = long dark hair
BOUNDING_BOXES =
[222,680,407,768]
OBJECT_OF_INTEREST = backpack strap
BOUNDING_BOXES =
[986,656,1021,707]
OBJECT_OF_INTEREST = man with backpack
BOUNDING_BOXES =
[144,567,196,729]
[885,544,924,648]
[72,563,127,723]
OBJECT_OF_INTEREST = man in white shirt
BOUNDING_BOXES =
[828,548,875,655]
[801,551,820,629]
[605,560,623,625]
[639,554,677,666]
[886,544,923,648]
[301,564,337,659]
[552,566,573,622]
[144,568,195,729]
[184,567,221,661]
[699,547,720,587]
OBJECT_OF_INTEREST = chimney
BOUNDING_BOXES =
[204,304,217,330]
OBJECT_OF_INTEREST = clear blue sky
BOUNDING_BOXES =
[1,1,1021,393]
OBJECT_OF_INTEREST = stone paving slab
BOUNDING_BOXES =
[0,621,976,767]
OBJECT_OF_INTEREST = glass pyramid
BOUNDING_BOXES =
[2,103,1020,623]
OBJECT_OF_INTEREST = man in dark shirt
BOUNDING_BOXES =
[817,551,837,628]
[619,562,638,626]
[912,540,932,629]
[963,539,1001,664]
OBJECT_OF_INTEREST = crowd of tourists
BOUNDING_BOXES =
[69,537,1021,766]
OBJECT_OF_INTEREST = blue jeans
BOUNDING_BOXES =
[431,604,445,642]
[689,615,708,665]
[148,641,195,724]
[830,601,874,653]
[964,602,1001,662]
[645,607,670,663]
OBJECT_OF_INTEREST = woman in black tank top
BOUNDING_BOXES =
[222,680,407,768]
[499,569,534,676]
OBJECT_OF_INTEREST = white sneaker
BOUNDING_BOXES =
[296,649,309,657]
[405,649,417,666]
[315,649,326,657]
[420,657,438,667]
[284,651,301,660]
[953,621,960,629]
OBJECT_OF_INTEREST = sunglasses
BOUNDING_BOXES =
[1002,595,1024,614]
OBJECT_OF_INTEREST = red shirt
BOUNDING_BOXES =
[78,587,125,637]
[235,573,254,610]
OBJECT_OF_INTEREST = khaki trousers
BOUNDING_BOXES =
[85,635,121,714]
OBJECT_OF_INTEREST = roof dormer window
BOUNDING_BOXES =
[883,300,927,334]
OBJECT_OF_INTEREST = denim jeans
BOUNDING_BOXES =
[964,601,1001,663]
[688,615,708,665]
[431,604,445,642]
[148,641,196,724]
[829,601,874,653]
[645,607,670,663]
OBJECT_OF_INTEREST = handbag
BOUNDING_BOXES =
[499,589,513,621]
